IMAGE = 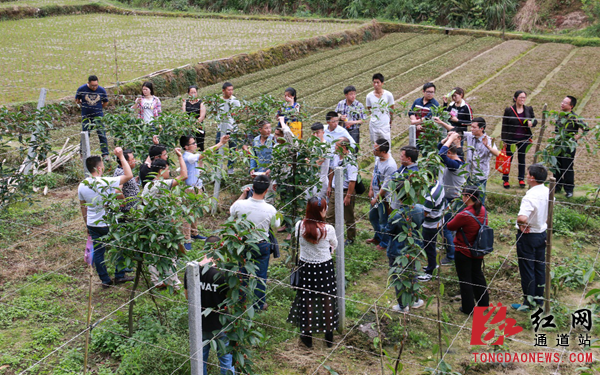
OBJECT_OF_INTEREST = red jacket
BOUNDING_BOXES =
[447,205,487,258]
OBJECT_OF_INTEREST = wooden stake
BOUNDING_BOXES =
[83,265,94,374]
[114,37,120,95]
[544,177,556,314]
[533,103,548,164]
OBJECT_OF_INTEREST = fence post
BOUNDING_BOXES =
[544,177,556,314]
[334,167,345,332]
[212,123,228,214]
[408,125,416,147]
[186,261,203,375]
[20,88,47,175]
[533,104,548,164]
[81,131,91,176]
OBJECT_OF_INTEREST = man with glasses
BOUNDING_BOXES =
[409,82,440,139]
[179,134,230,249]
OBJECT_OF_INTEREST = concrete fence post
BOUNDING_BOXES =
[186,261,203,375]
[334,167,345,332]
[408,125,416,147]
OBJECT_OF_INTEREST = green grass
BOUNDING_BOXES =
[0,0,92,7]
[0,14,357,104]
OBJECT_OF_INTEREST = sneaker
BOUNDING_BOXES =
[114,276,135,285]
[440,256,454,266]
[392,304,409,313]
[411,299,425,309]
[227,167,234,175]
[417,273,432,282]
[511,303,530,312]
[344,239,354,246]
[503,181,510,189]
[191,234,207,240]
[519,180,526,188]
[365,238,380,245]
[183,243,192,251]
[422,265,439,272]
[565,192,573,198]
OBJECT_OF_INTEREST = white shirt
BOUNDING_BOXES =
[217,95,241,131]
[516,184,549,233]
[78,176,121,227]
[329,154,358,190]
[230,197,281,241]
[141,179,174,205]
[295,221,338,263]
[366,90,395,129]
[324,125,356,152]
[141,98,155,123]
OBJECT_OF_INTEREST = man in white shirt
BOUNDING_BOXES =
[216,82,241,174]
[366,73,395,144]
[324,111,356,153]
[326,138,358,245]
[78,147,134,288]
[462,118,499,205]
[311,122,331,199]
[513,163,549,311]
[230,175,281,310]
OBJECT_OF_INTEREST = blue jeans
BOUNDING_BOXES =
[241,241,271,309]
[442,198,461,260]
[516,231,546,307]
[216,131,237,169]
[369,202,389,248]
[386,205,424,308]
[202,331,234,375]
[87,225,124,285]
[82,118,109,156]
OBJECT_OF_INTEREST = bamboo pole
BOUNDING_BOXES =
[544,177,556,314]
[83,265,94,374]
[533,104,548,164]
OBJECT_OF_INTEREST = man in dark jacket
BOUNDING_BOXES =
[554,96,589,198]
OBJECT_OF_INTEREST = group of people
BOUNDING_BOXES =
[75,72,589,373]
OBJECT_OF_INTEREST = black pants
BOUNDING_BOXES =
[422,226,439,274]
[455,251,489,313]
[503,140,529,182]
[516,231,546,307]
[555,147,576,194]
[194,130,205,152]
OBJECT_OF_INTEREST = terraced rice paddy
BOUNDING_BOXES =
[194,32,600,185]
[0,14,356,103]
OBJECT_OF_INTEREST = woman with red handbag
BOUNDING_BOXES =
[500,90,538,189]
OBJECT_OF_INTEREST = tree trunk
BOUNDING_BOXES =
[128,261,142,337]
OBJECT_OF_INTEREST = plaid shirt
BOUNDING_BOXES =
[335,99,366,131]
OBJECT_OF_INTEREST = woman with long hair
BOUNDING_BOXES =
[288,196,338,348]
[132,81,162,123]
[182,85,207,151]
[500,90,537,189]
[446,186,490,314]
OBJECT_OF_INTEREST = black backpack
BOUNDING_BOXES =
[460,210,494,258]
